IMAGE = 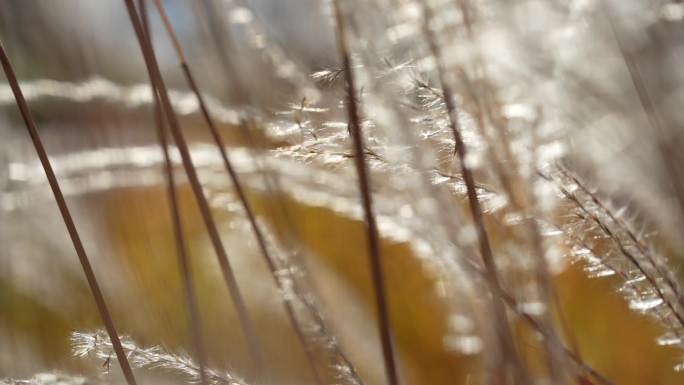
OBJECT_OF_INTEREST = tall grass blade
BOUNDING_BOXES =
[121,0,265,378]
[0,39,138,385]
[332,2,400,385]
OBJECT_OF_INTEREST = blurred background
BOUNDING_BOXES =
[1,1,684,385]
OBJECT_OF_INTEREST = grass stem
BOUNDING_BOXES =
[136,1,209,384]
[332,2,400,385]
[149,1,324,383]
[0,39,138,385]
[121,0,264,378]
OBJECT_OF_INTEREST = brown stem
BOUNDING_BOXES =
[550,169,684,334]
[121,0,264,377]
[332,2,400,385]
[459,72,569,375]
[478,81,568,380]
[457,257,613,385]
[136,1,208,384]
[560,166,684,310]
[0,40,138,385]
[421,5,526,384]
[239,119,366,385]
[459,54,579,377]
[149,1,324,383]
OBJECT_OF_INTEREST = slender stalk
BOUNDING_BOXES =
[0,40,138,385]
[239,117,367,385]
[234,169,367,385]
[497,292,610,385]
[332,2,400,385]
[458,70,573,375]
[479,79,568,380]
[121,0,264,377]
[549,169,684,332]
[563,167,684,309]
[455,257,612,385]
[135,1,208,384]
[459,58,582,379]
[149,1,324,383]
[421,5,526,384]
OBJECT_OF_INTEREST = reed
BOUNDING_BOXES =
[121,0,265,378]
[332,2,400,385]
[0,39,137,385]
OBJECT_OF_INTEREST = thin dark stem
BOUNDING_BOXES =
[498,292,610,385]
[136,1,208,384]
[456,257,612,385]
[459,63,574,380]
[121,0,264,377]
[549,169,684,333]
[560,166,684,310]
[332,2,400,385]
[0,40,138,385]
[149,1,323,383]
[239,118,366,385]
[421,5,527,384]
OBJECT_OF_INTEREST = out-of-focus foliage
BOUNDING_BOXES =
[2,1,684,385]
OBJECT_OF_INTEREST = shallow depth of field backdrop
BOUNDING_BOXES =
[2,1,684,385]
